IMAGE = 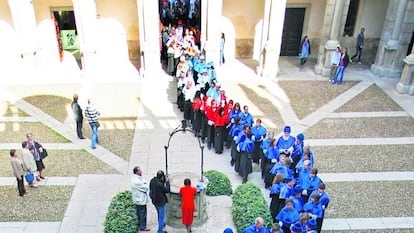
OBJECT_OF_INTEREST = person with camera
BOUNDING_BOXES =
[150,170,171,233]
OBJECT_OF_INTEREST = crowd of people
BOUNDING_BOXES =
[162,23,331,232]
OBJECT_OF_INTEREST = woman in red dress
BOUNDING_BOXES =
[179,178,198,233]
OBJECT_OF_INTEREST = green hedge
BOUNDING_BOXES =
[104,190,137,233]
[204,170,233,196]
[232,183,272,233]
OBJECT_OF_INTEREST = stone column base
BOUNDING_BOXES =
[370,64,402,79]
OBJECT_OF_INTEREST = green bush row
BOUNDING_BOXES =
[104,190,137,233]
[232,183,272,233]
[204,170,233,196]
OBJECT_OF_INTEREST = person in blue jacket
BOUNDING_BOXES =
[303,194,323,233]
[290,133,305,177]
[290,213,309,233]
[295,145,314,175]
[269,173,285,222]
[276,126,295,156]
[276,198,300,233]
[270,154,293,179]
[261,131,274,180]
[278,176,295,214]
[251,119,267,164]
[300,168,323,203]
[239,105,254,127]
[229,117,242,166]
[242,217,271,233]
[238,130,254,183]
[310,183,330,233]
[290,185,305,213]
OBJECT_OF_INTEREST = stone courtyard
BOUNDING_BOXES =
[0,57,413,233]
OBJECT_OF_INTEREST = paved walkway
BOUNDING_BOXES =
[0,58,413,232]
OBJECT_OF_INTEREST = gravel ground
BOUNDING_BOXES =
[0,101,28,117]
[313,145,414,172]
[336,84,403,112]
[324,181,414,218]
[82,118,136,161]
[279,81,358,120]
[305,117,414,139]
[0,150,119,176]
[0,186,73,221]
[239,83,285,133]
[0,122,69,143]
[23,95,71,123]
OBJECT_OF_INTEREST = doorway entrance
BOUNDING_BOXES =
[280,8,305,56]
[52,9,81,67]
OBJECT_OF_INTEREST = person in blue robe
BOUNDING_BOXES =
[234,125,249,173]
[290,133,304,177]
[238,105,254,127]
[289,185,305,213]
[295,145,314,175]
[229,117,242,166]
[305,218,318,233]
[300,168,323,203]
[276,126,295,156]
[238,130,254,183]
[276,198,300,233]
[303,194,323,233]
[310,183,330,233]
[264,139,279,188]
[242,217,271,233]
[260,132,274,180]
[251,119,267,164]
[269,174,285,222]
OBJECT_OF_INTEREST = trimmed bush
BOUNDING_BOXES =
[104,190,137,233]
[232,183,272,233]
[204,170,233,196]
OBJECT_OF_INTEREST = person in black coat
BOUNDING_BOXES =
[71,94,85,139]
[150,170,170,233]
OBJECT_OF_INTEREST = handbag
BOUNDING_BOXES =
[25,172,34,183]
[40,148,48,159]
[96,121,100,128]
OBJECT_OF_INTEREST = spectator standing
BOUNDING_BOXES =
[329,47,341,82]
[84,99,100,149]
[26,132,46,180]
[179,178,198,233]
[10,149,27,197]
[150,170,171,233]
[21,141,39,187]
[131,166,150,232]
[71,94,85,139]
[350,27,365,64]
[331,48,350,85]
[299,36,311,67]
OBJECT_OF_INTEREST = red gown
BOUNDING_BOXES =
[179,185,198,225]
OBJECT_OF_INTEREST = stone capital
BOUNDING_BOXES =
[403,54,414,65]
[384,39,399,51]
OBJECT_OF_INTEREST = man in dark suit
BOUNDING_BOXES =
[71,94,85,139]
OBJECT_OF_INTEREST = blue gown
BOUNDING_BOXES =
[238,112,254,127]
[276,136,295,154]
[242,224,270,233]
[276,206,300,227]
[303,200,324,218]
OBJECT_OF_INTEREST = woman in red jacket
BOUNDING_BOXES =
[214,106,230,154]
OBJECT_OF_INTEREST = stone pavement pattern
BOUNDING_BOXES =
[0,58,413,232]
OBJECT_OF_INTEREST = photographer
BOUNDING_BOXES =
[150,170,171,233]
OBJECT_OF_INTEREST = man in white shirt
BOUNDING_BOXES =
[131,166,150,231]
[329,46,341,82]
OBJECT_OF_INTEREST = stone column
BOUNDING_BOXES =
[203,0,223,66]
[8,0,37,67]
[257,0,271,75]
[371,0,409,78]
[137,0,160,75]
[73,0,98,73]
[261,0,286,79]
[396,47,414,95]
[314,0,347,76]
[200,0,207,51]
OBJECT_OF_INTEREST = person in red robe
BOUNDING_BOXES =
[179,178,198,233]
